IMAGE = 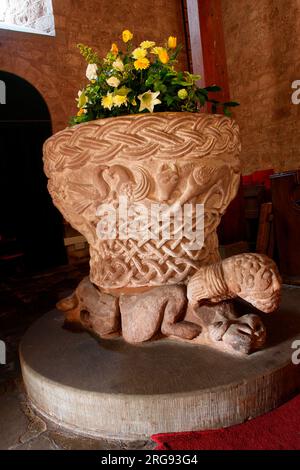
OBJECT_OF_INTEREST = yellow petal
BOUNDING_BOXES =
[140,40,156,49]
[168,36,177,48]
[134,57,150,70]
[158,49,169,64]
[113,95,128,107]
[122,29,133,43]
[132,47,147,59]
[101,93,114,110]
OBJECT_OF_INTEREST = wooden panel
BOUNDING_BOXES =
[197,0,230,102]
[256,202,273,256]
[271,171,300,280]
[64,235,86,247]
[217,177,246,245]
[185,0,245,245]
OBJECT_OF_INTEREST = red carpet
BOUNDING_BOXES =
[152,395,300,450]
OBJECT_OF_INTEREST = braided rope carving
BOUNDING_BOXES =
[43,112,241,289]
[43,112,241,174]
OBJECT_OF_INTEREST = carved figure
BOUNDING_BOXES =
[187,253,281,313]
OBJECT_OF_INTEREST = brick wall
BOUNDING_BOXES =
[222,0,300,174]
[0,0,188,132]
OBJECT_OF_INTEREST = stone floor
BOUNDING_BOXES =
[0,378,155,450]
[0,263,155,450]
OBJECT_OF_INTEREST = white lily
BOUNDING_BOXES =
[106,76,121,88]
[86,63,98,81]
[112,58,124,72]
[138,90,161,113]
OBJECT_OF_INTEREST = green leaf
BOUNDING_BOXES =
[197,94,206,106]
[171,79,193,86]
[223,101,240,107]
[165,95,175,106]
[204,85,222,92]
[145,76,155,86]
[170,44,182,61]
[77,43,100,64]
[223,107,232,117]
[185,71,201,82]
[153,81,167,93]
[175,71,183,81]
[196,88,208,97]
[115,86,131,96]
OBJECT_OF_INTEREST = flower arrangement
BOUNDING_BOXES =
[70,29,238,125]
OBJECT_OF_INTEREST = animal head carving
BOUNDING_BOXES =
[156,163,179,202]
[187,253,281,314]
[223,253,282,313]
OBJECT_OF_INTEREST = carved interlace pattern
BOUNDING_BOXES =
[43,112,241,289]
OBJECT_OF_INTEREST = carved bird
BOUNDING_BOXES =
[93,165,110,201]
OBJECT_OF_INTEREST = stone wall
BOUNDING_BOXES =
[0,0,188,132]
[222,0,300,174]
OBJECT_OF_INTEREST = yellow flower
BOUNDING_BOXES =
[113,95,128,107]
[101,92,114,110]
[77,108,87,117]
[122,29,133,43]
[168,36,177,48]
[178,88,188,100]
[132,47,147,59]
[111,43,118,55]
[134,57,150,70]
[151,46,170,62]
[131,97,137,106]
[140,40,156,49]
[112,58,124,72]
[106,76,120,88]
[138,90,161,113]
[151,46,163,55]
[158,48,169,64]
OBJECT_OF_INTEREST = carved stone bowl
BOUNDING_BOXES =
[43,113,281,354]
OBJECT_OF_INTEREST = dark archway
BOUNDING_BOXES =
[0,71,67,273]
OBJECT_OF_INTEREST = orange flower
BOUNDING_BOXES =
[158,48,169,64]
[77,108,86,117]
[111,43,118,55]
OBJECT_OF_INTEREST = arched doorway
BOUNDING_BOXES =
[0,71,67,273]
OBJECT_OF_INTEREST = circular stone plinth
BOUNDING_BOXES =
[20,286,300,440]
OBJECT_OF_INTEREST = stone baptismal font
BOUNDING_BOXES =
[20,111,300,440]
[19,27,300,439]
[43,112,281,355]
